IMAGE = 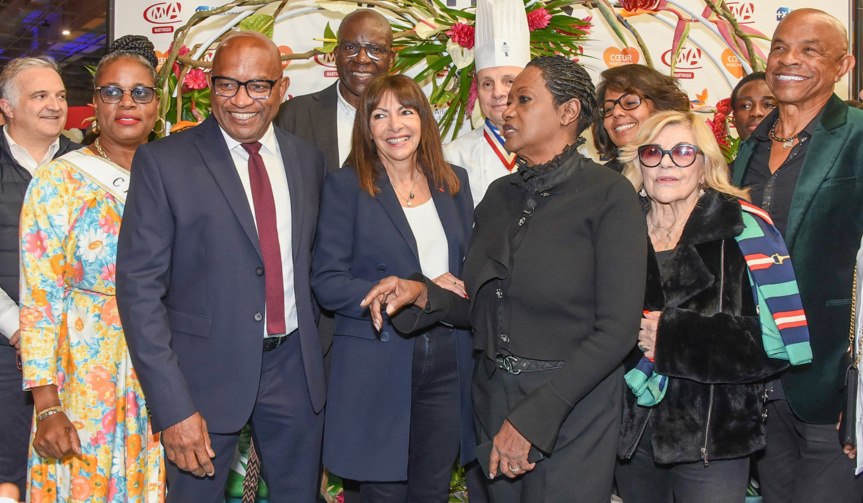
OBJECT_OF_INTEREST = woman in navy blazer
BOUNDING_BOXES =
[311,75,475,502]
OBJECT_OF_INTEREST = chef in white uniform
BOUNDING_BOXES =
[443,0,530,208]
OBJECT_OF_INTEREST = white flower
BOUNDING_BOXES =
[446,39,474,70]
[81,228,109,263]
[68,303,98,345]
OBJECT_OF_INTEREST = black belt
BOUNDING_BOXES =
[493,354,565,375]
[263,329,297,352]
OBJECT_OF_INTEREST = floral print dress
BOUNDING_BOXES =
[19,148,165,503]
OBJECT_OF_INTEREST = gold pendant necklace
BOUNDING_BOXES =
[392,171,419,207]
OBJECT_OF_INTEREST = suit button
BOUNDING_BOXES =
[377,263,387,272]
[254,312,263,321]
[380,331,390,342]
[256,267,264,276]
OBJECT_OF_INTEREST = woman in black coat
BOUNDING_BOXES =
[362,56,647,502]
[614,110,791,503]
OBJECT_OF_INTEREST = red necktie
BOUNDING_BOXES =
[242,142,286,335]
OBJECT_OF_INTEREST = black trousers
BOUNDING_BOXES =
[165,335,324,503]
[0,342,31,497]
[358,331,461,503]
[472,357,621,503]
[615,424,749,503]
[755,399,863,503]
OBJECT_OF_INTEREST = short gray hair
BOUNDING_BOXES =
[0,56,61,106]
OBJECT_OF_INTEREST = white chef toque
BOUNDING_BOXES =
[474,0,531,72]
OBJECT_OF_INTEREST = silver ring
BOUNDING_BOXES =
[638,343,648,353]
[508,464,520,472]
[452,281,457,285]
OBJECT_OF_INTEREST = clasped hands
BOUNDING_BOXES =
[360,273,465,331]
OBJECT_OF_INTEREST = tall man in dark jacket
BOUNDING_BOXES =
[732,9,863,501]
[274,9,393,171]
[0,56,78,495]
[117,32,327,502]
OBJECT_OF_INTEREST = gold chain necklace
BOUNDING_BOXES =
[94,137,111,161]
[392,171,420,207]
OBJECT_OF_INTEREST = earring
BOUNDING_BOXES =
[698,187,705,197]
[639,187,647,197]
[92,119,100,134]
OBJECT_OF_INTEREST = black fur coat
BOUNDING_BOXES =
[618,189,789,465]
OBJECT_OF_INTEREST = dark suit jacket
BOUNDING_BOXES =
[116,116,327,433]
[733,94,863,424]
[311,165,476,481]
[275,82,340,172]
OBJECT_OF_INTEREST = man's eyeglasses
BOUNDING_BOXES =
[600,93,647,118]
[638,143,700,168]
[211,76,279,100]
[96,86,159,104]
[338,41,391,61]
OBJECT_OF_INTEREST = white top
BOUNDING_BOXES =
[219,124,298,337]
[0,126,60,340]
[3,125,60,176]
[444,126,515,208]
[336,83,357,169]
[402,199,449,280]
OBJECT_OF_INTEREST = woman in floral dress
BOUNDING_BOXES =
[19,36,165,503]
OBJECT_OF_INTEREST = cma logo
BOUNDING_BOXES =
[776,7,791,21]
[725,2,754,24]
[144,2,182,24]
[661,47,702,70]
[314,52,336,68]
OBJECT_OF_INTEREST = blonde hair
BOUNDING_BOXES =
[619,110,749,201]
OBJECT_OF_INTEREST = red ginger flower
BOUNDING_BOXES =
[183,68,208,91]
[619,0,663,12]
[716,97,732,116]
[447,22,475,50]
[169,44,191,78]
[527,8,551,31]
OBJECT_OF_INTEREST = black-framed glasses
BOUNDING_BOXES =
[338,41,391,61]
[638,143,700,168]
[211,76,279,99]
[600,93,646,118]
[96,86,158,104]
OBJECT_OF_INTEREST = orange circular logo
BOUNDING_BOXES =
[279,45,293,70]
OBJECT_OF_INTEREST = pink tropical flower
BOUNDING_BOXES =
[466,77,478,117]
[446,22,475,50]
[170,44,191,78]
[183,68,208,91]
[527,8,552,31]
[715,97,733,116]
[23,230,49,259]
[620,0,663,11]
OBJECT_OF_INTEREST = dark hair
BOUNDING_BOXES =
[730,72,766,110]
[94,35,158,86]
[525,55,596,137]
[846,99,863,111]
[347,74,458,196]
[592,64,690,159]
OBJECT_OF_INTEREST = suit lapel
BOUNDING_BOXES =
[315,84,341,170]
[195,117,262,260]
[275,127,304,260]
[376,172,420,264]
[786,95,849,251]
[430,183,463,274]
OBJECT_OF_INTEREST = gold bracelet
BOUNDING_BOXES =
[37,405,64,422]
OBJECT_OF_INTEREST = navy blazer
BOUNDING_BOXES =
[275,83,340,172]
[117,116,327,433]
[311,165,476,481]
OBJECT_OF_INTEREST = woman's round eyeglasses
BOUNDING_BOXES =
[638,143,700,168]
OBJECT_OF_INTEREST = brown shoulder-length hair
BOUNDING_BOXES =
[347,74,459,196]
[591,64,690,159]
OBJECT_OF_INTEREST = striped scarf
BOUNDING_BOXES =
[626,200,812,407]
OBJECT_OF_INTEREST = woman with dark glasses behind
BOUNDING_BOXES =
[19,35,165,502]
[592,64,690,173]
[613,110,805,503]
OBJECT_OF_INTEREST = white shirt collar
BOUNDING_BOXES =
[335,82,357,113]
[218,122,278,158]
[3,125,60,174]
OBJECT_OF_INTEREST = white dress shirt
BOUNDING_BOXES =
[219,124,298,337]
[336,84,356,168]
[0,126,60,340]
